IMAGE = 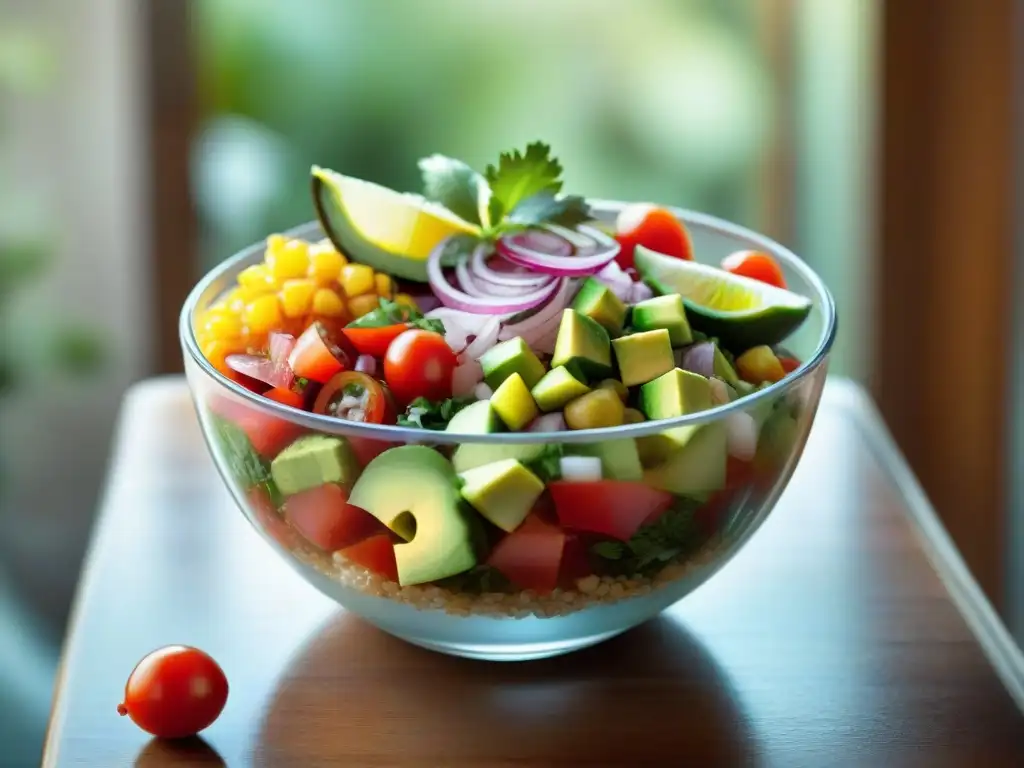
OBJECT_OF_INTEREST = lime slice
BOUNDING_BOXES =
[312,166,480,282]
[634,245,811,350]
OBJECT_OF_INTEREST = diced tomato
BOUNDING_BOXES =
[263,387,305,408]
[248,486,301,550]
[342,324,410,358]
[338,534,398,581]
[486,514,566,594]
[284,484,386,551]
[288,321,357,384]
[549,480,674,541]
[615,204,693,270]
[558,533,594,585]
[726,456,755,490]
[209,396,304,459]
[721,250,787,289]
[778,356,801,374]
[348,436,393,467]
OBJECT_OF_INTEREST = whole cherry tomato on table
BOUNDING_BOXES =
[383,329,457,405]
[614,203,693,270]
[118,645,228,739]
[721,250,787,289]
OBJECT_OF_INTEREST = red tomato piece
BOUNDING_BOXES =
[778,355,801,374]
[721,250,787,289]
[248,485,300,550]
[549,480,674,541]
[209,396,304,459]
[284,484,386,551]
[486,514,566,594]
[263,386,305,408]
[558,532,595,586]
[348,436,393,467]
[383,329,457,405]
[342,324,410,357]
[117,646,228,739]
[615,204,693,270]
[338,534,399,581]
[288,321,357,384]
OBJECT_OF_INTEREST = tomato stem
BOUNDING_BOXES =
[117,702,128,716]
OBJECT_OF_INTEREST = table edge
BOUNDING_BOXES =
[826,379,1024,714]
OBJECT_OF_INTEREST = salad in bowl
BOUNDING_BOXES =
[181,143,836,660]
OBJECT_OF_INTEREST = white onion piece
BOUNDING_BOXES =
[629,281,654,303]
[559,455,603,481]
[473,382,493,400]
[425,307,506,354]
[496,225,619,277]
[354,354,377,375]
[726,411,759,461]
[471,244,553,287]
[594,260,634,301]
[709,377,732,405]
[461,316,502,361]
[497,278,575,342]
[529,412,567,432]
[452,359,485,397]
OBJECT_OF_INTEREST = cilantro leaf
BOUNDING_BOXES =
[397,395,476,430]
[346,297,445,335]
[506,191,591,229]
[208,413,282,505]
[418,154,487,227]
[436,564,511,594]
[485,142,564,224]
[590,498,701,575]
[437,233,480,266]
[523,444,564,482]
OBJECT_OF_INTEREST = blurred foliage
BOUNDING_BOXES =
[192,0,775,267]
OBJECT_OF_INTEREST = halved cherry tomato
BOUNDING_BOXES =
[549,480,674,541]
[338,534,398,581]
[284,483,386,551]
[287,321,357,384]
[342,323,410,358]
[615,204,693,270]
[383,329,457,405]
[263,387,305,408]
[313,371,395,424]
[209,396,304,459]
[778,355,801,374]
[721,250,787,289]
[486,513,566,594]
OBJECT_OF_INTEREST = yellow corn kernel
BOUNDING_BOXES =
[267,239,310,281]
[347,292,381,319]
[279,278,316,319]
[308,246,346,285]
[237,264,272,289]
[374,272,394,299]
[394,293,418,310]
[202,339,240,374]
[265,233,288,256]
[312,288,347,318]
[244,294,284,334]
[202,310,243,340]
[340,263,376,297]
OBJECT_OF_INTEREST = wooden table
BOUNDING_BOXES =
[44,378,1024,767]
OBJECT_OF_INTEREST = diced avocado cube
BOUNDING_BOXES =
[270,434,360,497]
[569,438,643,481]
[612,329,675,387]
[531,366,591,412]
[480,337,546,390]
[452,442,546,473]
[636,425,699,468]
[631,294,692,346]
[640,368,712,421]
[446,400,503,434]
[349,446,477,586]
[490,372,539,431]
[551,309,613,382]
[571,277,627,336]
[459,458,545,532]
[643,423,727,497]
[710,344,741,388]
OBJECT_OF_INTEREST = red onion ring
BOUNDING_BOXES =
[496,224,619,277]
[470,243,552,287]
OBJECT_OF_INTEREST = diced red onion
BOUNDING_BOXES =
[726,411,759,461]
[528,412,567,432]
[225,354,278,388]
[680,342,717,378]
[428,238,561,314]
[354,354,377,375]
[629,281,654,303]
[267,332,296,389]
[461,316,502,361]
[452,359,484,397]
[496,225,620,277]
[473,382,493,400]
[559,455,603,481]
[470,243,553,287]
[594,260,634,301]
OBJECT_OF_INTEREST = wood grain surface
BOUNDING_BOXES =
[43,378,1024,767]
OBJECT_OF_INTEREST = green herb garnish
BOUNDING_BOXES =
[343,382,365,397]
[346,297,445,335]
[436,565,511,594]
[522,444,564,483]
[396,395,476,430]
[590,498,702,575]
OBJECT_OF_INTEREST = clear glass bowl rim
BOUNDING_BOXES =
[180,199,837,445]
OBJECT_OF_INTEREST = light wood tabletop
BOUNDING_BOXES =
[44,377,1024,767]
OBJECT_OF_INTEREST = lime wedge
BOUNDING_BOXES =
[312,166,480,282]
[634,245,811,350]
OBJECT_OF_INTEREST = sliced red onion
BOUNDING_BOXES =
[428,238,561,314]
[454,258,488,297]
[461,316,502,361]
[496,225,619,277]
[726,411,759,461]
[680,342,717,378]
[354,354,377,375]
[528,412,567,432]
[459,255,554,297]
[497,278,576,343]
[473,382,493,400]
[559,455,603,482]
[470,243,552,287]
[452,359,484,397]
[267,332,296,389]
[226,354,278,387]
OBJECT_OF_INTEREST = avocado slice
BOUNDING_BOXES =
[612,329,675,387]
[446,400,503,434]
[550,309,613,382]
[631,294,693,346]
[640,368,713,421]
[490,372,540,431]
[531,366,591,412]
[643,423,727,497]
[480,337,547,390]
[568,438,643,481]
[270,435,360,497]
[571,277,627,336]
[459,458,545,532]
[348,446,477,585]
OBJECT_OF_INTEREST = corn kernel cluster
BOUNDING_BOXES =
[195,235,417,376]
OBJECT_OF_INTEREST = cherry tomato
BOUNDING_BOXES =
[117,646,228,739]
[342,324,410,357]
[721,250,787,289]
[263,386,305,408]
[778,355,801,374]
[615,204,693,270]
[383,329,456,405]
[313,371,396,424]
[287,321,357,384]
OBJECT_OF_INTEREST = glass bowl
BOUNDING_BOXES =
[180,201,836,661]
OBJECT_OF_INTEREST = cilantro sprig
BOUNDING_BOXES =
[397,395,476,430]
[346,297,444,335]
[590,499,702,575]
